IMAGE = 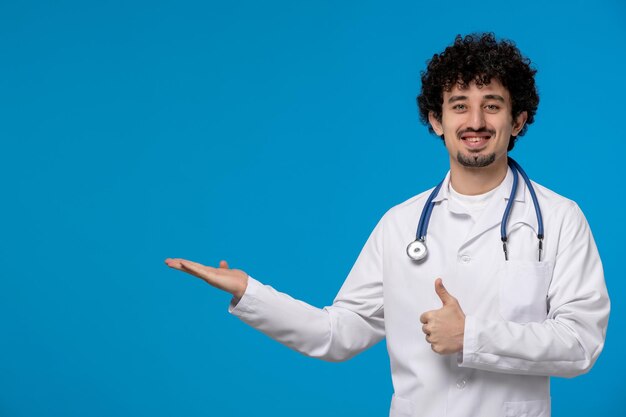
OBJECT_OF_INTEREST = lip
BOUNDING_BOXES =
[460,135,491,149]
[460,131,492,139]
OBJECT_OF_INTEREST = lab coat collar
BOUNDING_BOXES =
[431,166,533,247]
[470,167,536,247]
[431,166,526,204]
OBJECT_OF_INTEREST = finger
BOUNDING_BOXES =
[166,258,203,272]
[165,258,194,269]
[178,261,204,278]
[435,278,455,305]
[179,260,214,277]
[166,258,229,274]
[168,259,212,278]
[179,259,210,270]
[421,324,430,335]
[420,312,431,324]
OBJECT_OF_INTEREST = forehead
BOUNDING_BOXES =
[444,78,511,101]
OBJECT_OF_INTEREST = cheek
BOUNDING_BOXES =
[499,124,515,138]
[494,115,514,131]
[439,118,459,137]
[485,118,509,136]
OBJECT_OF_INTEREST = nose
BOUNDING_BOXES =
[467,106,486,130]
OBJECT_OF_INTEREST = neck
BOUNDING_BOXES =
[449,156,508,195]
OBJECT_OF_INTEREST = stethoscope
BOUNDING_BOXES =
[406,158,544,262]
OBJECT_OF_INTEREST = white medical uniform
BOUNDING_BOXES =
[229,167,610,417]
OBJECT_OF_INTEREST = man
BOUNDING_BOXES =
[166,33,609,417]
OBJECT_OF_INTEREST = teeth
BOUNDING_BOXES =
[463,136,488,142]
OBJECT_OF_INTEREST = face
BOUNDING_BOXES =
[428,78,527,171]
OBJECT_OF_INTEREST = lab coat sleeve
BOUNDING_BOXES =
[227,217,386,362]
[459,202,610,377]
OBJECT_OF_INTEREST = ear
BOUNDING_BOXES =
[428,111,444,136]
[511,111,528,137]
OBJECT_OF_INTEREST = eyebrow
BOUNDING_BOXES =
[447,94,506,103]
[448,95,467,103]
[483,94,505,102]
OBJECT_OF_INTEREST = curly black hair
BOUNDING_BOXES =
[417,33,539,151]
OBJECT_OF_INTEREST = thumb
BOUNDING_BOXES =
[435,278,455,305]
[219,260,230,269]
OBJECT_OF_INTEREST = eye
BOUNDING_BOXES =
[485,104,500,112]
[452,104,467,111]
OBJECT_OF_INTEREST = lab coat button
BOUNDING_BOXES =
[460,254,471,263]
[456,378,467,389]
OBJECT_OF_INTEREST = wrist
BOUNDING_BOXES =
[233,274,249,299]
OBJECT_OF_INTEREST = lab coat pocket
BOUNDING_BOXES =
[503,399,549,417]
[500,260,554,323]
[389,394,415,417]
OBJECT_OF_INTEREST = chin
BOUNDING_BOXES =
[456,152,497,168]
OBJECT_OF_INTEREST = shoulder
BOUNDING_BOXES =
[529,181,593,248]
[375,186,438,230]
[530,180,584,220]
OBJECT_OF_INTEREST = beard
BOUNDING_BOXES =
[456,152,496,168]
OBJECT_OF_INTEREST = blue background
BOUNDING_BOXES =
[1,0,624,416]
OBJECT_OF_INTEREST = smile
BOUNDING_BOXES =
[460,135,491,149]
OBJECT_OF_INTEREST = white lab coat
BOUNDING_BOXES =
[229,167,610,417]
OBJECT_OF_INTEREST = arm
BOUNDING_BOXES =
[459,203,610,377]
[167,217,386,362]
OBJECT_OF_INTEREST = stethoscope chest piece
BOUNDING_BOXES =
[407,239,427,261]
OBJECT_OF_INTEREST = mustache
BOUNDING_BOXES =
[458,128,495,137]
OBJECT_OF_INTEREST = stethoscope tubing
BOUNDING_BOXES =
[416,180,444,241]
[408,158,544,262]
[508,158,544,239]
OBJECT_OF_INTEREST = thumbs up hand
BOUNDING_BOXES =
[419,278,466,355]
